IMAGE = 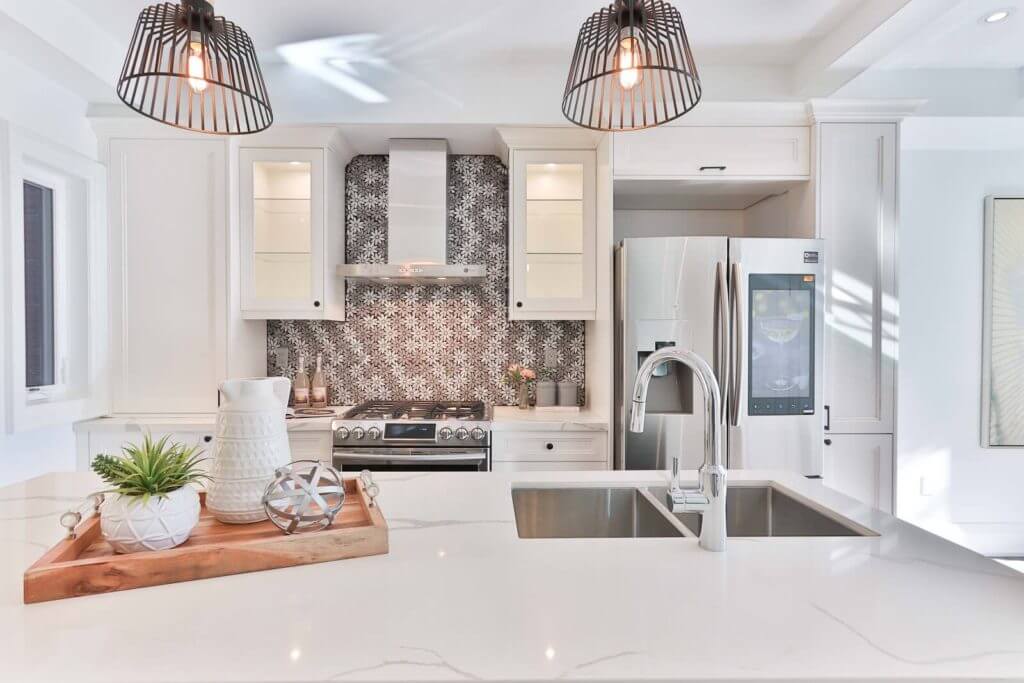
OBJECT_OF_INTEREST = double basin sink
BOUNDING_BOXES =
[512,484,873,539]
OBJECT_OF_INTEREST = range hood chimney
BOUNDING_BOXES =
[337,139,486,285]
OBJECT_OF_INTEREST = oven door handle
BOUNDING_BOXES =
[332,451,488,463]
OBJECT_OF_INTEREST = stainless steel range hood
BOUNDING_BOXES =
[337,139,486,285]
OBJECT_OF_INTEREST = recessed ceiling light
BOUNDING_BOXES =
[983,9,1011,23]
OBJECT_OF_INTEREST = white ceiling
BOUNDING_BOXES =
[876,0,1024,68]
[76,0,865,66]
[8,0,1023,122]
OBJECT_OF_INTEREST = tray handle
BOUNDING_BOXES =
[359,470,380,507]
[59,493,104,539]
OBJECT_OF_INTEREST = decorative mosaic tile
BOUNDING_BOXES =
[267,155,585,406]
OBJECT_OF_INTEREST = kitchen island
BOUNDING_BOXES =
[2,469,1023,682]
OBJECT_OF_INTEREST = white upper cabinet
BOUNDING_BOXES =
[239,146,345,320]
[613,126,810,179]
[108,139,227,414]
[510,149,597,320]
[818,123,897,434]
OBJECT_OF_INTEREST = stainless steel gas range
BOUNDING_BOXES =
[332,401,491,472]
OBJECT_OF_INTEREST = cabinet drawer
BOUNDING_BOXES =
[492,461,608,472]
[492,431,607,463]
[614,126,810,178]
[288,432,333,465]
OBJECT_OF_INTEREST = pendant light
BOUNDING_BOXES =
[563,0,701,132]
[116,0,272,134]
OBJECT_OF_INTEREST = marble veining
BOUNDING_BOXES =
[3,469,1024,682]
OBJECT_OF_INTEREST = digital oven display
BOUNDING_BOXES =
[384,423,436,440]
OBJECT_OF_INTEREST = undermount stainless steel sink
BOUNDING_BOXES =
[512,487,685,538]
[512,484,872,539]
[650,484,872,537]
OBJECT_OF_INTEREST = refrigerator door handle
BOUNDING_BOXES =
[712,261,729,422]
[729,262,744,427]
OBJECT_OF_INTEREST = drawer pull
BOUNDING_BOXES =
[699,165,727,171]
[546,443,554,450]
[203,435,213,443]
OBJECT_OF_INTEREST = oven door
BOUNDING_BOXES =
[333,447,490,472]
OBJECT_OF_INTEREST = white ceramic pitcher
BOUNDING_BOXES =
[206,377,292,524]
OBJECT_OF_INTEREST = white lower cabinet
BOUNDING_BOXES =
[77,428,332,471]
[79,429,217,472]
[491,431,608,471]
[822,433,893,513]
[287,431,333,466]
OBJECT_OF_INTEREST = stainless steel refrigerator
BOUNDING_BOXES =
[615,237,825,476]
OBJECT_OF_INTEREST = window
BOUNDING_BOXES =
[23,181,56,389]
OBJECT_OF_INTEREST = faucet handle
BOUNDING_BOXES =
[670,456,681,492]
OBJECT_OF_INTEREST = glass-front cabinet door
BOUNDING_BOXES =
[240,148,324,317]
[510,149,596,320]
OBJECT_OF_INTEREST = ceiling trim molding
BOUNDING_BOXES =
[808,98,927,123]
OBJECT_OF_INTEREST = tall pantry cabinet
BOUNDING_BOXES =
[816,118,900,514]
[104,134,264,414]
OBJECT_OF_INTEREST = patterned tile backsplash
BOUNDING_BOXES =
[267,155,585,406]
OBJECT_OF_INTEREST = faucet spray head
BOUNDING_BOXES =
[629,400,646,432]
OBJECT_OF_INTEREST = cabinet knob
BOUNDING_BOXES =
[824,438,832,446]
[546,442,554,450]
[313,300,321,307]
[516,301,523,308]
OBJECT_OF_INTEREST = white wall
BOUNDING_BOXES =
[614,210,745,242]
[0,45,98,484]
[899,117,1024,556]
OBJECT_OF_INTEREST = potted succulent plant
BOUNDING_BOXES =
[91,434,208,554]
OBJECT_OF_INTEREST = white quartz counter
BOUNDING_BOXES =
[490,406,609,431]
[3,469,1023,682]
[75,406,608,434]
[73,409,350,435]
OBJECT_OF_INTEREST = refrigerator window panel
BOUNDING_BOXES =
[748,274,815,415]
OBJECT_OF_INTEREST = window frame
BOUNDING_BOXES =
[21,166,69,401]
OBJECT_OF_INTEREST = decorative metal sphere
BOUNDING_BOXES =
[262,461,345,534]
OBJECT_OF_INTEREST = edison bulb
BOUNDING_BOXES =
[617,37,641,90]
[187,41,208,93]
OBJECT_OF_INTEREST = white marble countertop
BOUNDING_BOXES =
[73,409,351,434]
[490,406,609,431]
[75,406,608,434]
[3,469,1023,682]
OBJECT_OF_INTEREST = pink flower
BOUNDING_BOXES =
[522,369,536,380]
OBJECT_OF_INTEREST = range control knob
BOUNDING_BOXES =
[367,427,381,440]
[335,427,350,440]
[455,427,469,441]
[351,427,365,440]
[439,427,453,441]
[470,427,486,441]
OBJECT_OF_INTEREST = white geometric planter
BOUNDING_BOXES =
[99,486,201,554]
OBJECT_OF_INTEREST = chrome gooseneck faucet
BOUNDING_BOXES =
[629,347,727,552]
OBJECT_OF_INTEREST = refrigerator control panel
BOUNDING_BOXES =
[748,273,816,416]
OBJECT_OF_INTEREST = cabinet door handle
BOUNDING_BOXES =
[313,300,321,308]
[545,443,554,450]
[203,435,213,443]
[699,165,727,171]
[824,438,832,446]
[516,301,523,308]
[824,404,831,431]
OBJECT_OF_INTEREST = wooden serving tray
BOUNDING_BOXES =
[24,477,388,603]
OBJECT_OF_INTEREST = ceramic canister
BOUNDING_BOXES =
[206,377,292,524]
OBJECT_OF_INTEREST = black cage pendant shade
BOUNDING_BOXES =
[117,0,272,134]
[563,0,701,132]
